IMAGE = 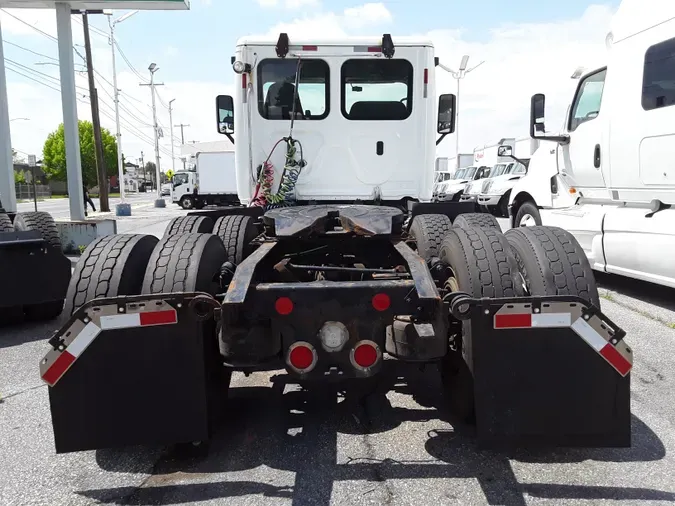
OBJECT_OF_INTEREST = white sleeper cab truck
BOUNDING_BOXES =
[476,158,528,217]
[512,0,675,288]
[436,165,490,202]
[171,151,239,209]
[39,34,632,457]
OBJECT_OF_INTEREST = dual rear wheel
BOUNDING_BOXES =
[409,212,599,422]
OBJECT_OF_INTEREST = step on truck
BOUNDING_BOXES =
[41,34,632,454]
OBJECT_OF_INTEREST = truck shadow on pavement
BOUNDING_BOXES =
[596,272,675,313]
[84,362,668,506]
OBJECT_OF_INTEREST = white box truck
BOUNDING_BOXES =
[171,151,240,209]
[508,0,675,288]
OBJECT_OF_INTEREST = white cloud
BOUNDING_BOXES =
[430,4,615,157]
[266,2,393,37]
[342,3,392,29]
[256,0,320,8]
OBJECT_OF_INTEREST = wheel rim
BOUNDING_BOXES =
[519,213,536,227]
[182,198,193,209]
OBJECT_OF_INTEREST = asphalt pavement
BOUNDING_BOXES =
[1,215,675,505]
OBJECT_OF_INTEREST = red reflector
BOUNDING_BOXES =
[289,345,314,370]
[424,68,429,84]
[372,293,390,311]
[241,73,247,89]
[139,310,177,326]
[367,46,381,52]
[302,45,318,51]
[600,344,632,376]
[42,351,75,386]
[494,313,532,328]
[354,343,378,368]
[275,297,294,315]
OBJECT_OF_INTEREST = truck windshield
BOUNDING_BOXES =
[258,59,329,120]
[454,168,467,179]
[341,59,413,120]
[463,167,477,179]
[491,164,508,177]
[173,173,189,187]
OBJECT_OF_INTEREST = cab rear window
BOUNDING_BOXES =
[341,59,413,120]
[258,59,329,120]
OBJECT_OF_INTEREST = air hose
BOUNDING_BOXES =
[250,137,305,209]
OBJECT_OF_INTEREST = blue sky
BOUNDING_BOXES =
[2,0,619,163]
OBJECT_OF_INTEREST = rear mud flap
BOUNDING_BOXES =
[0,231,70,308]
[453,295,632,448]
[40,293,223,453]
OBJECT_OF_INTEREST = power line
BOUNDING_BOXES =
[5,58,90,93]
[72,16,109,38]
[0,9,58,42]
[114,40,149,83]
[5,67,61,93]
[3,40,58,61]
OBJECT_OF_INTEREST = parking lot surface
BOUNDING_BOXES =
[1,216,675,506]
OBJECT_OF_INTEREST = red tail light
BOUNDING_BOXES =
[275,297,294,315]
[372,293,390,311]
[351,340,380,369]
[287,342,317,373]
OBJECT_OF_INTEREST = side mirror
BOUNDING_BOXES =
[497,145,512,157]
[438,94,456,134]
[530,93,546,137]
[216,95,234,135]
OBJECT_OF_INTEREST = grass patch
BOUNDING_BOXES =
[600,292,614,302]
[668,323,675,329]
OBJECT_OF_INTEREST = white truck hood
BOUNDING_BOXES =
[481,174,525,195]
[442,180,469,193]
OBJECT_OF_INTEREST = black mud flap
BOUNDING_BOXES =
[451,295,632,448]
[0,231,70,309]
[40,293,223,453]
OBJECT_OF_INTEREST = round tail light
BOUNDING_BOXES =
[351,340,381,370]
[287,342,317,373]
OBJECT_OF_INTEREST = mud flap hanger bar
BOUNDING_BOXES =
[275,33,395,58]
[446,293,632,377]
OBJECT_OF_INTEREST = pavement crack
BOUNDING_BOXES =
[0,383,46,403]
[600,289,675,329]
[357,395,395,505]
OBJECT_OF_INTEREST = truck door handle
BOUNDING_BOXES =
[376,141,384,156]
[594,144,601,168]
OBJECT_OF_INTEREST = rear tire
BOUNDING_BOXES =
[24,301,64,321]
[64,234,159,316]
[13,211,61,248]
[142,233,226,295]
[164,215,214,237]
[213,215,258,264]
[408,214,452,261]
[453,213,501,232]
[505,226,600,308]
[0,213,13,232]
[514,201,542,227]
[438,226,522,422]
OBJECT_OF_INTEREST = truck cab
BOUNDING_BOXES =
[509,0,675,288]
[171,170,198,209]
[216,35,455,207]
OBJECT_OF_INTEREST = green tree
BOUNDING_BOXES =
[42,120,117,187]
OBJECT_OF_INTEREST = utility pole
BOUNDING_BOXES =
[177,123,189,170]
[140,63,164,207]
[168,99,176,174]
[82,12,109,212]
[106,10,138,214]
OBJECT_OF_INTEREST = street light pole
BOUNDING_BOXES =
[168,99,176,174]
[140,63,164,207]
[438,56,485,170]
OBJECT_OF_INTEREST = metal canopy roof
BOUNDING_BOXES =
[0,0,188,9]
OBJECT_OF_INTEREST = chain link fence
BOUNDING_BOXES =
[15,184,52,200]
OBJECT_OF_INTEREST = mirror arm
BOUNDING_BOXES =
[223,132,235,145]
[436,133,448,146]
[533,134,570,145]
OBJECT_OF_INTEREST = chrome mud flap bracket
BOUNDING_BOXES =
[40,293,222,453]
[449,294,632,448]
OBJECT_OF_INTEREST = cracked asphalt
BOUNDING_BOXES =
[2,216,675,505]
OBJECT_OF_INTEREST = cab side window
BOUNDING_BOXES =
[642,37,675,111]
[569,69,606,132]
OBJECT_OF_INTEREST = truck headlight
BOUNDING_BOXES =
[232,60,251,74]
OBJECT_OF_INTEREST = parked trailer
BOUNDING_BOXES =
[0,201,70,325]
[41,34,631,455]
